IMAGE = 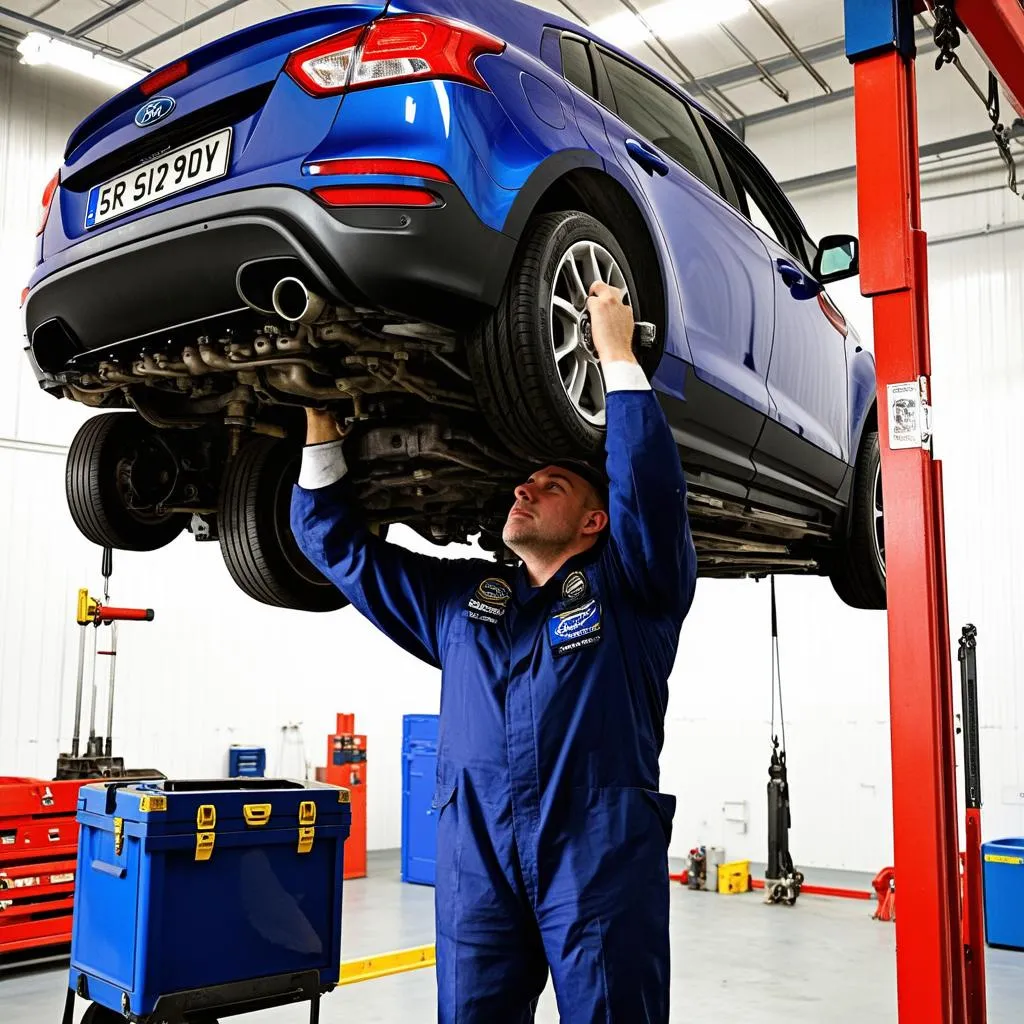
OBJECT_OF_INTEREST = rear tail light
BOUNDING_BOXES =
[285,14,505,98]
[305,158,451,183]
[314,185,441,208]
[140,59,189,96]
[37,170,60,236]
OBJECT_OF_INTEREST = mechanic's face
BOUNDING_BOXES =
[502,466,608,556]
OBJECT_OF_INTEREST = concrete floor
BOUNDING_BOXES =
[4,850,1023,1023]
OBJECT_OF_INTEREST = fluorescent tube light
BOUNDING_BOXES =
[592,0,753,46]
[17,32,144,91]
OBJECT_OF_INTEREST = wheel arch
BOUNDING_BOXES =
[501,152,668,355]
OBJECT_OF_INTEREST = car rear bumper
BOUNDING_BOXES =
[24,183,516,390]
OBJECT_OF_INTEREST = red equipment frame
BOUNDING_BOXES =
[849,2,1024,1021]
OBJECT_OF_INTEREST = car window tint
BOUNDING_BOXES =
[561,37,595,96]
[600,52,720,194]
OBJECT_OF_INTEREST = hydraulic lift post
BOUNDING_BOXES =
[844,2,1024,1021]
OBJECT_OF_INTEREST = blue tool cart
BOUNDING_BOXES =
[62,777,351,1024]
[982,837,1024,950]
[401,715,439,886]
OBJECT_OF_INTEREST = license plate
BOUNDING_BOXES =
[85,127,232,229]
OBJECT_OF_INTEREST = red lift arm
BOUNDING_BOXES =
[845,2,1024,1022]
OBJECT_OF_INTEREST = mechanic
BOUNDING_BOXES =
[291,283,697,1023]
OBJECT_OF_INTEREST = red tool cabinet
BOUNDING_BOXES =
[0,777,88,956]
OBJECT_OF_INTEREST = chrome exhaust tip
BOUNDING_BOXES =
[271,277,327,325]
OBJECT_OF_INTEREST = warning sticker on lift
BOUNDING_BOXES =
[887,381,922,450]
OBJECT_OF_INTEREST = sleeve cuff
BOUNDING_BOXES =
[602,360,651,393]
[298,439,348,489]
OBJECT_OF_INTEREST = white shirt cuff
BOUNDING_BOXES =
[298,439,348,489]
[602,360,651,392]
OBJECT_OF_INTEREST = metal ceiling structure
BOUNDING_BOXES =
[0,0,1018,183]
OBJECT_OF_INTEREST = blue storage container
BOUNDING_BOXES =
[228,745,266,778]
[70,778,351,1019]
[983,838,1024,950]
[401,715,439,886]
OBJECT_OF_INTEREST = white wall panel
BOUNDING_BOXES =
[3,43,1024,869]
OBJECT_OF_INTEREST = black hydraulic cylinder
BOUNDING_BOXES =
[959,624,982,810]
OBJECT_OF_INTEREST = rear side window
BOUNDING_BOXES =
[561,36,595,96]
[599,52,720,194]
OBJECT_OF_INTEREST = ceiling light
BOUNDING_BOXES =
[592,0,753,45]
[17,32,144,91]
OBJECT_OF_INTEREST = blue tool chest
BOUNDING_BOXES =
[401,715,439,886]
[228,745,266,778]
[70,778,351,1019]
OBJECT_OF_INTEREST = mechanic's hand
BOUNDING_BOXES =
[305,407,346,445]
[587,282,637,366]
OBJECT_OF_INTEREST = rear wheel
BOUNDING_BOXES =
[81,1006,125,1024]
[218,436,348,613]
[830,429,886,610]
[467,210,655,460]
[65,413,188,551]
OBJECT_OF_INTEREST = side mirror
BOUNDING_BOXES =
[814,234,860,284]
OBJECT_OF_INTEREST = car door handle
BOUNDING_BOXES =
[625,138,669,177]
[775,258,806,288]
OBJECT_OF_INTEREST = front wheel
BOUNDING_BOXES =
[830,429,886,610]
[467,210,654,460]
[218,437,348,613]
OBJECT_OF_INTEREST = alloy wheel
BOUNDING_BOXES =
[549,240,630,427]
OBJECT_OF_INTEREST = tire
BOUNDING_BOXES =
[466,211,650,460]
[830,429,886,610]
[81,1006,125,1024]
[66,413,188,551]
[218,436,348,613]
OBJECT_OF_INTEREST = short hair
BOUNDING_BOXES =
[542,459,609,509]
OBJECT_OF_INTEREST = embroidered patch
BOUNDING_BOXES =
[468,610,500,624]
[562,570,588,602]
[476,577,512,606]
[548,599,602,657]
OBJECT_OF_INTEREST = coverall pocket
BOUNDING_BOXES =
[639,788,677,846]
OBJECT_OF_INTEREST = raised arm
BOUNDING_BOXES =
[588,285,698,620]
[290,410,478,667]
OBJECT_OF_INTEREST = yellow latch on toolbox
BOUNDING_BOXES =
[196,805,216,829]
[244,803,272,827]
[338,789,351,804]
[114,817,125,856]
[299,801,317,826]
[298,826,315,855]
[195,833,215,862]
[139,795,167,813]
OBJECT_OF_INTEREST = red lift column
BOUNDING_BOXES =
[845,5,965,1022]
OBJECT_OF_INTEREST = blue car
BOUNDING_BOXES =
[23,0,883,612]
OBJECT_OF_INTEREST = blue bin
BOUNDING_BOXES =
[228,745,266,778]
[402,715,439,886]
[70,778,351,1018]
[983,838,1024,950]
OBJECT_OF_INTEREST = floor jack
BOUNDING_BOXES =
[56,547,162,781]
[764,578,804,906]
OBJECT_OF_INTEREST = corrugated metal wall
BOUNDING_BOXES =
[2,48,1022,866]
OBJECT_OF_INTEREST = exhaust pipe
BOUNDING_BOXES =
[272,277,328,325]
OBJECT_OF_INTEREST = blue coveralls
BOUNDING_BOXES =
[291,387,697,1023]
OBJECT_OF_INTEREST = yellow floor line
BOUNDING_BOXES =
[337,943,436,986]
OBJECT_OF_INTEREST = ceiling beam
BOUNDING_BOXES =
[122,0,254,60]
[740,86,854,129]
[0,3,150,68]
[694,25,933,93]
[69,0,150,39]
[779,127,1024,192]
